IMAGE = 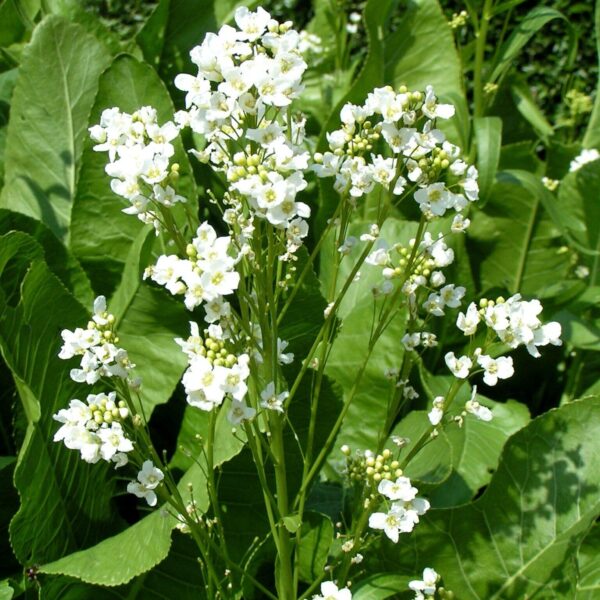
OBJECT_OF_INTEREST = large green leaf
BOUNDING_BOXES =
[0,258,120,565]
[558,162,600,285]
[71,54,197,296]
[39,510,173,586]
[576,524,600,598]
[0,209,93,307]
[352,573,412,599]
[384,0,467,148]
[297,511,333,583]
[473,116,502,202]
[326,292,407,454]
[116,283,189,413]
[0,16,111,243]
[380,398,600,598]
[467,171,571,295]
[39,533,205,600]
[418,372,530,507]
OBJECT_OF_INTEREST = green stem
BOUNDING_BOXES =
[473,0,493,119]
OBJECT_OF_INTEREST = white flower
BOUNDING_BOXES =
[569,148,600,172]
[277,338,294,364]
[227,400,256,425]
[428,396,444,426]
[409,567,440,597]
[465,386,493,421]
[456,302,481,335]
[369,499,427,542]
[260,382,289,413]
[476,354,514,386]
[402,333,420,351]
[378,477,418,502]
[127,460,164,506]
[97,423,134,461]
[444,352,472,379]
[312,581,352,600]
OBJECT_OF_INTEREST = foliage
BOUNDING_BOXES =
[0,0,598,599]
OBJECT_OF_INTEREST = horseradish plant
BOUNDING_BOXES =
[53,7,561,599]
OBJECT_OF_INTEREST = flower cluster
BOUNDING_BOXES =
[344,447,403,483]
[58,296,134,385]
[313,85,478,217]
[89,106,184,230]
[177,322,251,413]
[173,6,313,250]
[444,294,561,387]
[368,475,430,542]
[145,222,239,314]
[53,392,133,466]
[127,460,165,506]
[365,231,458,315]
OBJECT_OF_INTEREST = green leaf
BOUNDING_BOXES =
[39,533,205,599]
[558,162,600,284]
[553,310,600,351]
[467,171,571,295]
[40,510,174,586]
[0,260,120,565]
[577,524,600,598]
[488,7,574,85]
[116,283,189,413]
[583,0,600,149]
[391,411,452,486]
[352,573,412,599]
[326,292,407,454]
[0,209,93,307]
[0,580,13,600]
[383,398,600,598]
[0,0,39,47]
[0,15,111,243]
[0,457,19,577]
[282,514,302,534]
[297,511,333,583]
[474,116,502,202]
[71,54,196,296]
[169,403,245,478]
[42,0,123,55]
[384,0,467,148]
[509,78,554,140]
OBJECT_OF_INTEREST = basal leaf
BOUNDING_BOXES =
[382,398,600,598]
[0,16,111,243]
[39,511,173,586]
[384,0,467,148]
[0,260,120,565]
[116,283,189,413]
[297,511,333,583]
[467,171,570,295]
[576,524,600,598]
[0,209,93,307]
[473,116,502,203]
[352,573,413,599]
[558,162,600,285]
